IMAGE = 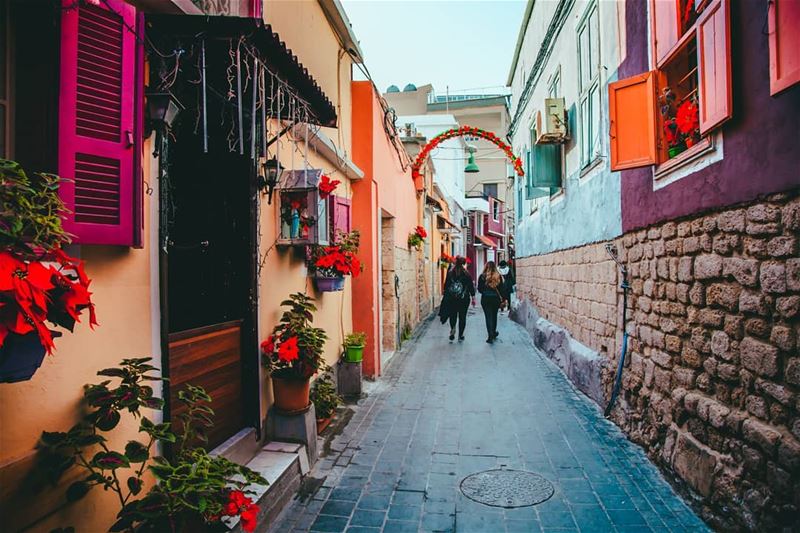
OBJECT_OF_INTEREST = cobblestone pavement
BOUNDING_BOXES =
[269,311,711,533]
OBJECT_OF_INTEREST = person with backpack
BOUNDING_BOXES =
[478,261,509,343]
[438,256,475,342]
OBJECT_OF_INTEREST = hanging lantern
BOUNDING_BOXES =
[145,90,183,131]
[464,145,480,173]
[260,157,284,204]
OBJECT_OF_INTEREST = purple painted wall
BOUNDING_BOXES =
[620,0,800,232]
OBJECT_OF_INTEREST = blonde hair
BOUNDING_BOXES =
[483,262,501,289]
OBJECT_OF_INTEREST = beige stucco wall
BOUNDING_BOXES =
[258,0,355,414]
[264,0,353,158]
[0,142,159,533]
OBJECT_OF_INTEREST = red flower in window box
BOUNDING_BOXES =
[676,99,699,135]
[308,230,362,279]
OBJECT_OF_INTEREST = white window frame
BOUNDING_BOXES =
[577,2,601,169]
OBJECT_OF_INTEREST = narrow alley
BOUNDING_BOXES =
[270,312,709,533]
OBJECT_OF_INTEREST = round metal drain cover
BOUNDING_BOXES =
[459,469,554,508]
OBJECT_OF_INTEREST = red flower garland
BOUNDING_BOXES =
[411,125,524,182]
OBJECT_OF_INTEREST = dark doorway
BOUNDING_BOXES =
[158,38,259,450]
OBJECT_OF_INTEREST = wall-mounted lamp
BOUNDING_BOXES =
[259,157,284,204]
[145,89,183,156]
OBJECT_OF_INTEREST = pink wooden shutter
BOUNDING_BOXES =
[329,195,352,240]
[58,0,136,245]
[697,0,732,133]
[769,0,800,95]
[651,0,680,66]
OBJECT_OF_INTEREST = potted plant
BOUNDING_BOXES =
[310,373,341,434]
[307,230,361,292]
[407,225,427,251]
[676,98,700,148]
[343,332,366,363]
[0,159,96,383]
[261,293,328,413]
[439,253,454,270]
[40,358,267,533]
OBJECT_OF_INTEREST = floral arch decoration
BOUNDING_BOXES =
[410,125,525,180]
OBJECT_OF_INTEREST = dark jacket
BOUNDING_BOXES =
[438,268,475,322]
[478,274,509,301]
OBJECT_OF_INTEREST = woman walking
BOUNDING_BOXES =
[478,261,509,343]
[438,256,475,342]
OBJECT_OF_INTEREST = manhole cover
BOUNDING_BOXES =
[459,469,554,508]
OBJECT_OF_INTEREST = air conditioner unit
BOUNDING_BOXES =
[535,97,567,144]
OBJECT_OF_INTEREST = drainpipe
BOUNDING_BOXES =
[604,243,630,417]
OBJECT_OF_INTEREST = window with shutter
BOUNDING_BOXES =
[697,0,731,133]
[58,0,136,245]
[768,0,800,95]
[652,0,680,66]
[329,195,352,241]
[608,72,658,171]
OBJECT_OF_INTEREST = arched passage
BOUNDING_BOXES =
[410,125,525,180]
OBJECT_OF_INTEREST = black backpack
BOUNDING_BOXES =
[447,276,467,300]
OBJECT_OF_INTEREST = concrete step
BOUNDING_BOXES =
[226,441,310,533]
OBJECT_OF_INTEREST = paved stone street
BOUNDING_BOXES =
[270,311,710,533]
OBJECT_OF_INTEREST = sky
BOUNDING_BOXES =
[341,0,527,97]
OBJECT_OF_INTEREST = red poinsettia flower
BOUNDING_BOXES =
[318,174,341,198]
[278,336,300,362]
[415,226,427,239]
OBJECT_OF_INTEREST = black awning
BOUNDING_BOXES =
[146,15,337,127]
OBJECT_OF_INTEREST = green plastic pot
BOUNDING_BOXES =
[344,345,364,363]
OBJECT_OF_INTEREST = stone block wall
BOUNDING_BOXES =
[513,191,800,530]
[515,241,620,360]
[613,192,800,531]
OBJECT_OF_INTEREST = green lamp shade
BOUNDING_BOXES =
[464,152,480,173]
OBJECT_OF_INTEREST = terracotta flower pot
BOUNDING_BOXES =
[316,417,332,434]
[271,375,310,413]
